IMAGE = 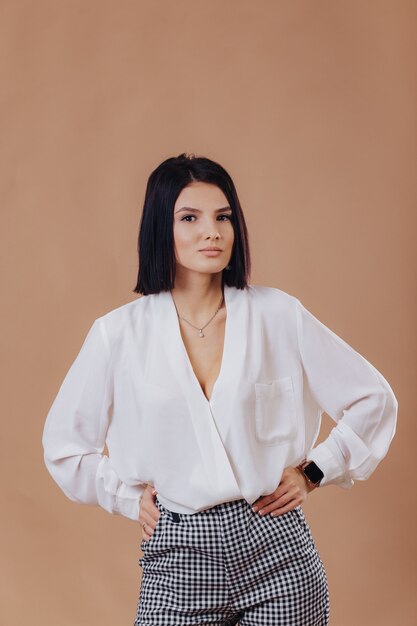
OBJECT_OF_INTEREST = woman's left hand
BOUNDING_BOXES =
[251,466,316,517]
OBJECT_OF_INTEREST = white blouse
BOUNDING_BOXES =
[42,284,398,521]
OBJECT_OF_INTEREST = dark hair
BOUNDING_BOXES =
[133,152,251,295]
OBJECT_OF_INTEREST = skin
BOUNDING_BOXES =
[138,182,316,541]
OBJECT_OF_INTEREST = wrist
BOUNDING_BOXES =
[295,465,315,491]
[295,458,324,489]
[294,465,310,491]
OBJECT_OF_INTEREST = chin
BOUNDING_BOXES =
[190,265,224,276]
[176,259,226,276]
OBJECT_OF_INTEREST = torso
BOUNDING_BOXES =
[178,305,226,402]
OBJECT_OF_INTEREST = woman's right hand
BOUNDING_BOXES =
[139,484,161,541]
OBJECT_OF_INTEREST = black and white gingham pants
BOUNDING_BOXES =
[134,495,329,626]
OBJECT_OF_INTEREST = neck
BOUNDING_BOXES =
[170,272,224,322]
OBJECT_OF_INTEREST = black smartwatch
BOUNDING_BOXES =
[296,459,324,488]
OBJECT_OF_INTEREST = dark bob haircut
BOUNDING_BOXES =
[133,152,251,295]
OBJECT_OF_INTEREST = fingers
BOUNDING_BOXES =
[142,508,161,530]
[141,512,160,540]
[142,525,151,541]
[252,480,292,511]
[254,495,302,517]
[139,485,161,540]
[251,466,310,517]
[269,498,301,516]
[253,489,301,516]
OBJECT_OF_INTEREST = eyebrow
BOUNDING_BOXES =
[175,206,232,214]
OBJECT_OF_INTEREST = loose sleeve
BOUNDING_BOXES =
[42,318,146,521]
[295,298,398,488]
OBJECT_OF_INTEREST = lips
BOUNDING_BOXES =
[199,248,222,252]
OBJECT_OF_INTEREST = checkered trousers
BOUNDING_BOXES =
[134,495,329,626]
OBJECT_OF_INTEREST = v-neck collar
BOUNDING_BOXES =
[155,284,249,408]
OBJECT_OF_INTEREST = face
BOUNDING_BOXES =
[173,182,235,278]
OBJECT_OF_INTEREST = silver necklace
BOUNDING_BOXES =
[172,291,224,338]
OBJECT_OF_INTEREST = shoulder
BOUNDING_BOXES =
[97,293,149,322]
[246,283,300,313]
[93,294,152,342]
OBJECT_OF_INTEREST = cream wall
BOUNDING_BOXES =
[1,1,416,625]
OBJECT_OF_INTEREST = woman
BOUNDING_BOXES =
[42,153,398,626]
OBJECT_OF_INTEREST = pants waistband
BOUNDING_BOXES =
[156,495,249,523]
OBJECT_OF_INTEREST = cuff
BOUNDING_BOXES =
[307,441,354,489]
[95,456,147,521]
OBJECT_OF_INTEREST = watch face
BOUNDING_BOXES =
[304,462,324,484]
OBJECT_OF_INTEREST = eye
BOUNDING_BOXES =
[180,213,232,222]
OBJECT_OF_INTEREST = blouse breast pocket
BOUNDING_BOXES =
[254,376,298,445]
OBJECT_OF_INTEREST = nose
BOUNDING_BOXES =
[202,215,223,239]
[204,222,221,239]
[205,230,221,239]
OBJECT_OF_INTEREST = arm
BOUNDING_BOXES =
[295,298,398,488]
[42,318,146,521]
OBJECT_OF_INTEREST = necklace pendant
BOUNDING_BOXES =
[199,329,205,338]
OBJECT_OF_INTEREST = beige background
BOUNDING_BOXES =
[1,1,416,625]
